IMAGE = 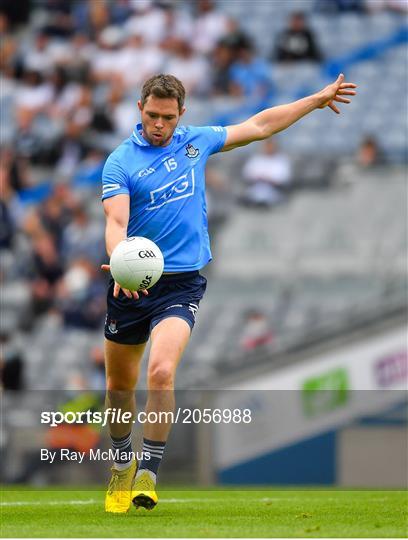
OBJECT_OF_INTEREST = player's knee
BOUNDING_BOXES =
[106,390,134,414]
[106,377,135,393]
[148,362,174,389]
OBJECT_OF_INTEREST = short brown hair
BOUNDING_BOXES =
[140,74,186,112]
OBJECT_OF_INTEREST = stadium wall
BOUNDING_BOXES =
[212,325,407,485]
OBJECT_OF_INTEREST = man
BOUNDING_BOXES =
[273,12,322,63]
[101,73,356,513]
[240,139,292,207]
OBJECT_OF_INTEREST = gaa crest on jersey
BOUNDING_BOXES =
[107,319,118,334]
[185,144,200,159]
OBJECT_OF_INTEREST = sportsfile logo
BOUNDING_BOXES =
[147,170,195,210]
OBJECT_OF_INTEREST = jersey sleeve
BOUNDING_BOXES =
[194,125,227,155]
[101,155,130,201]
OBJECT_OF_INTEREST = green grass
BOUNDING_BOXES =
[1,487,407,537]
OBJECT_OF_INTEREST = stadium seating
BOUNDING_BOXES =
[0,1,406,394]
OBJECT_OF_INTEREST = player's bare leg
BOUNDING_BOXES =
[105,339,145,437]
[104,339,146,513]
[145,317,190,439]
[132,317,191,510]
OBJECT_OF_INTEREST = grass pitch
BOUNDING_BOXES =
[1,487,407,537]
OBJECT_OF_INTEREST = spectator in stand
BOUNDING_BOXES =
[64,33,95,79]
[0,0,30,28]
[92,82,137,137]
[38,197,68,249]
[0,165,16,250]
[335,135,387,184]
[56,258,106,329]
[166,40,210,96]
[356,136,386,168]
[64,82,93,132]
[240,139,292,208]
[0,16,18,73]
[0,163,24,244]
[110,0,133,25]
[159,2,194,50]
[124,0,167,47]
[91,26,126,84]
[15,70,54,127]
[38,0,74,38]
[273,12,323,63]
[211,38,236,96]
[117,32,164,90]
[72,148,106,186]
[53,83,93,176]
[55,124,87,179]
[29,232,64,316]
[21,32,55,75]
[37,185,77,249]
[71,0,110,40]
[210,19,253,96]
[13,69,60,163]
[192,0,229,55]
[222,17,253,55]
[240,310,274,352]
[229,38,273,100]
[61,204,104,266]
[0,198,14,251]
[48,67,84,122]
[0,147,32,194]
[0,332,25,390]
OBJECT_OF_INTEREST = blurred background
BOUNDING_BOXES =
[0,0,407,488]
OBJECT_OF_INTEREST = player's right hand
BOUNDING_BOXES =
[101,264,149,300]
[317,73,357,114]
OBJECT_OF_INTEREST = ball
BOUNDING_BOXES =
[110,237,164,291]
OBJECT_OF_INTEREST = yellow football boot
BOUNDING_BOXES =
[105,460,137,513]
[131,471,158,510]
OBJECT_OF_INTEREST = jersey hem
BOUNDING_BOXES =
[163,259,211,272]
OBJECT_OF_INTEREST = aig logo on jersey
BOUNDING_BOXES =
[147,170,195,210]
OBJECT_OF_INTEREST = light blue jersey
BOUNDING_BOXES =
[102,123,227,272]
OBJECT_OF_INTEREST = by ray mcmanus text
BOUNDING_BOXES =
[40,448,150,464]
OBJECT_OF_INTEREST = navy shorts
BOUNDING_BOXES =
[104,271,207,345]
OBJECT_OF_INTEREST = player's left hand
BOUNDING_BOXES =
[101,264,149,300]
[317,73,357,114]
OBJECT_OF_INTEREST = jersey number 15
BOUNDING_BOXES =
[164,158,177,172]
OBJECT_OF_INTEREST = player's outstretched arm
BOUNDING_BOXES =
[101,194,148,300]
[222,74,357,152]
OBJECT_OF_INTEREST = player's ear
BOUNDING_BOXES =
[137,100,143,112]
[179,106,186,117]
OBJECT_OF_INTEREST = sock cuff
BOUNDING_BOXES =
[143,438,166,447]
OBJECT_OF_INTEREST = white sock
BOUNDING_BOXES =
[136,469,157,484]
[113,460,133,471]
